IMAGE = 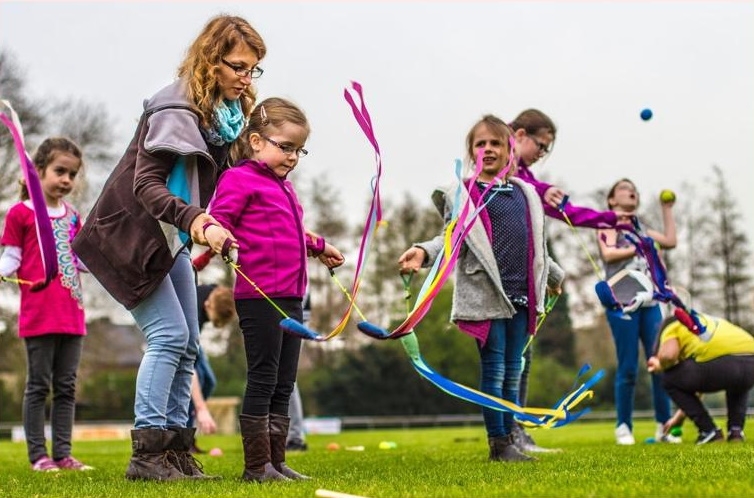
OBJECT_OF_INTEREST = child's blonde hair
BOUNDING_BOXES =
[464,114,514,178]
[232,97,310,162]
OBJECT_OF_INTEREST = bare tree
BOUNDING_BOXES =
[0,48,46,208]
[699,165,752,325]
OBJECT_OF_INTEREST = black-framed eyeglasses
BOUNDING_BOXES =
[529,135,552,155]
[221,58,264,79]
[261,135,308,157]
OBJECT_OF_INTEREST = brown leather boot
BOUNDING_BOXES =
[166,427,220,479]
[124,429,187,481]
[269,413,311,480]
[488,435,536,462]
[239,414,289,483]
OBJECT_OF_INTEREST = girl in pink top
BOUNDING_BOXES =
[209,97,343,483]
[0,137,91,472]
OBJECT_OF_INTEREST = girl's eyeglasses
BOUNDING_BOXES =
[529,135,552,155]
[261,135,308,157]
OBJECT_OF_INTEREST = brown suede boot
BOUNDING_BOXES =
[269,413,311,480]
[166,428,220,479]
[124,429,187,481]
[239,414,289,483]
[488,435,536,462]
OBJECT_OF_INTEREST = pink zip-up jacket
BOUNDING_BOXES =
[209,159,323,300]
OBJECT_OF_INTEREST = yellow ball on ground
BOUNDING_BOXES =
[659,189,676,203]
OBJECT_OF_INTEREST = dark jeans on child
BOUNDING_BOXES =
[23,334,83,463]
[661,355,754,433]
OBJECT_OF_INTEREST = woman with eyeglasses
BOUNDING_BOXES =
[508,109,630,454]
[210,97,344,482]
[73,15,265,481]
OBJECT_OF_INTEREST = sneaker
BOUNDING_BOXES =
[728,428,745,443]
[696,428,724,445]
[31,456,59,472]
[286,440,308,451]
[512,424,562,453]
[615,423,635,445]
[55,456,94,471]
[656,423,682,444]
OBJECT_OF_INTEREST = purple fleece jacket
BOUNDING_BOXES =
[516,160,618,229]
[209,159,322,300]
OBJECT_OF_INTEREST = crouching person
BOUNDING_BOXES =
[648,311,754,444]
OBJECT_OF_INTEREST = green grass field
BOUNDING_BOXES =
[2,419,753,498]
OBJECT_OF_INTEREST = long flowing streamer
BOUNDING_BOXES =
[238,81,386,342]
[393,275,603,428]
[0,100,58,288]
[357,144,517,340]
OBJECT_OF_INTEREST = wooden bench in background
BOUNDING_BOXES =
[206,396,241,435]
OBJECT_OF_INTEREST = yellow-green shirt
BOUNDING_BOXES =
[660,314,754,363]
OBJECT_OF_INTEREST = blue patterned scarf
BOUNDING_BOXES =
[204,99,244,146]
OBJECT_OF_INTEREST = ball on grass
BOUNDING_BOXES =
[640,108,653,121]
[659,189,676,203]
[670,426,683,437]
[209,447,223,457]
[326,442,341,451]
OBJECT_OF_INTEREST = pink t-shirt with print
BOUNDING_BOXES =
[1,201,85,338]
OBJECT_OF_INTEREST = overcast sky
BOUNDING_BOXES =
[2,1,753,249]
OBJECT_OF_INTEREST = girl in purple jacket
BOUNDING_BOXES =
[507,109,632,453]
[210,97,343,483]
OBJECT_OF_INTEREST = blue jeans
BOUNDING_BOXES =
[477,310,529,438]
[131,249,199,429]
[188,345,217,427]
[606,304,671,430]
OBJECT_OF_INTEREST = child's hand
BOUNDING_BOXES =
[398,247,426,273]
[196,407,217,435]
[647,356,661,373]
[190,213,237,255]
[544,186,566,210]
[318,243,345,269]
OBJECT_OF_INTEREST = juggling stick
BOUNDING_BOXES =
[315,490,371,498]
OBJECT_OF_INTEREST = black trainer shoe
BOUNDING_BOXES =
[696,428,724,445]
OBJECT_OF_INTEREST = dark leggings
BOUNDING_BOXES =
[23,335,83,463]
[237,298,302,417]
[661,355,754,433]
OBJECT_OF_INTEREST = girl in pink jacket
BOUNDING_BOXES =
[210,97,343,483]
